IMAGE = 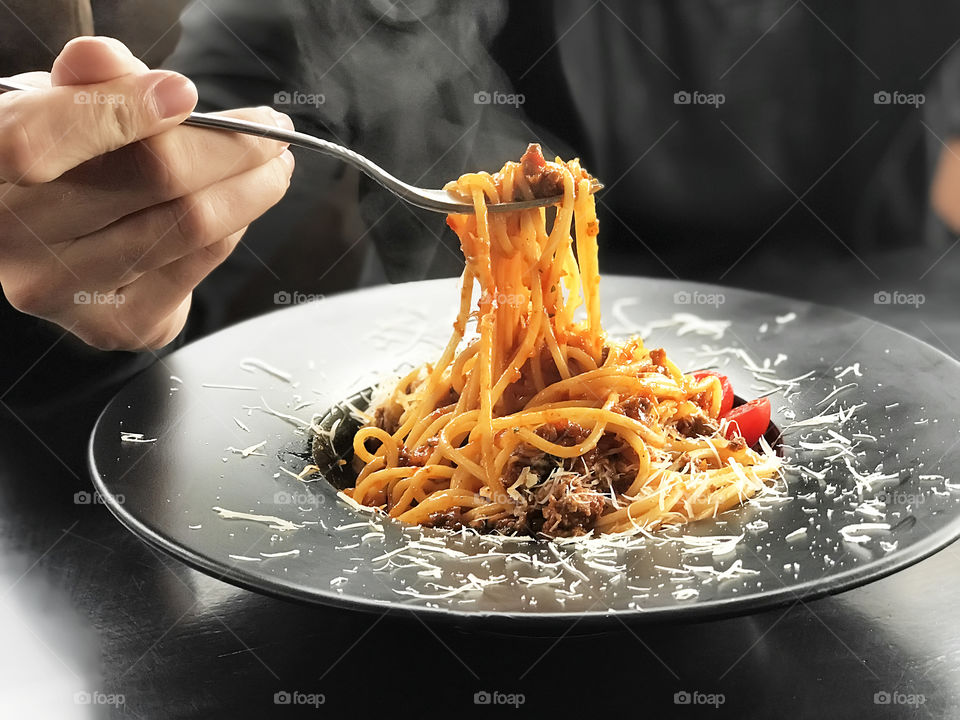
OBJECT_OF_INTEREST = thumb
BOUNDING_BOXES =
[50,36,150,86]
[0,41,197,185]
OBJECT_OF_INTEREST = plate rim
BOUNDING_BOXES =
[87,275,960,625]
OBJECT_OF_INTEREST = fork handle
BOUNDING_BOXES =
[184,112,422,198]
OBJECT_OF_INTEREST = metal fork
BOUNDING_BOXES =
[0,78,602,214]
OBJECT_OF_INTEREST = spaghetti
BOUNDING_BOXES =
[340,144,780,537]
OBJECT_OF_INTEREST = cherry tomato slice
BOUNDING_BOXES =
[721,397,771,447]
[693,371,734,416]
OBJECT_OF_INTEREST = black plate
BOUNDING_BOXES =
[88,277,960,627]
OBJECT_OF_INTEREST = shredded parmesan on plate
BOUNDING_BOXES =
[239,357,293,383]
[120,432,157,443]
[840,522,891,543]
[212,507,302,532]
[260,549,301,559]
[226,440,267,458]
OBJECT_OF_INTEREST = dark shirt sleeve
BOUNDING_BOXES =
[162,0,378,337]
[927,47,960,139]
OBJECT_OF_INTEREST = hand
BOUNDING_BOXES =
[0,36,295,350]
[932,139,960,234]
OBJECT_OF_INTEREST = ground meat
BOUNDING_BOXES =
[496,419,647,535]
[491,515,523,534]
[600,345,610,365]
[726,437,747,452]
[426,507,464,530]
[373,404,401,435]
[398,437,439,467]
[675,415,719,438]
[615,396,653,422]
[517,143,566,199]
[499,420,586,489]
[535,474,605,537]
[535,419,591,446]
[580,433,638,496]
[644,347,673,377]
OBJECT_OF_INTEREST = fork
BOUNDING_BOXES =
[0,78,602,214]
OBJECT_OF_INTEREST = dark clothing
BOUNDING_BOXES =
[3,0,960,414]
[171,0,960,296]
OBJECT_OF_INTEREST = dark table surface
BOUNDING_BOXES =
[2,244,959,719]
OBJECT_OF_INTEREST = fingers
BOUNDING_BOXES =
[3,149,292,326]
[58,149,294,287]
[50,37,149,86]
[114,229,249,350]
[67,284,196,352]
[2,105,294,242]
[6,147,293,325]
[71,228,246,351]
[0,54,197,185]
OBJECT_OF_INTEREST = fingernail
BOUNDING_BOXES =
[271,109,295,131]
[149,73,198,119]
[280,149,295,171]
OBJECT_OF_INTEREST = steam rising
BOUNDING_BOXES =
[289,0,538,280]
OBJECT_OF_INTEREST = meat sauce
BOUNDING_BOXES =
[515,143,593,201]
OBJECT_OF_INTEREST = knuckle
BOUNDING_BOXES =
[119,306,184,351]
[234,127,277,160]
[81,328,126,352]
[75,312,144,352]
[100,98,141,149]
[119,235,152,275]
[267,155,293,196]
[4,278,51,316]
[170,196,219,247]
[130,137,187,200]
[141,323,182,351]
[197,235,234,264]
